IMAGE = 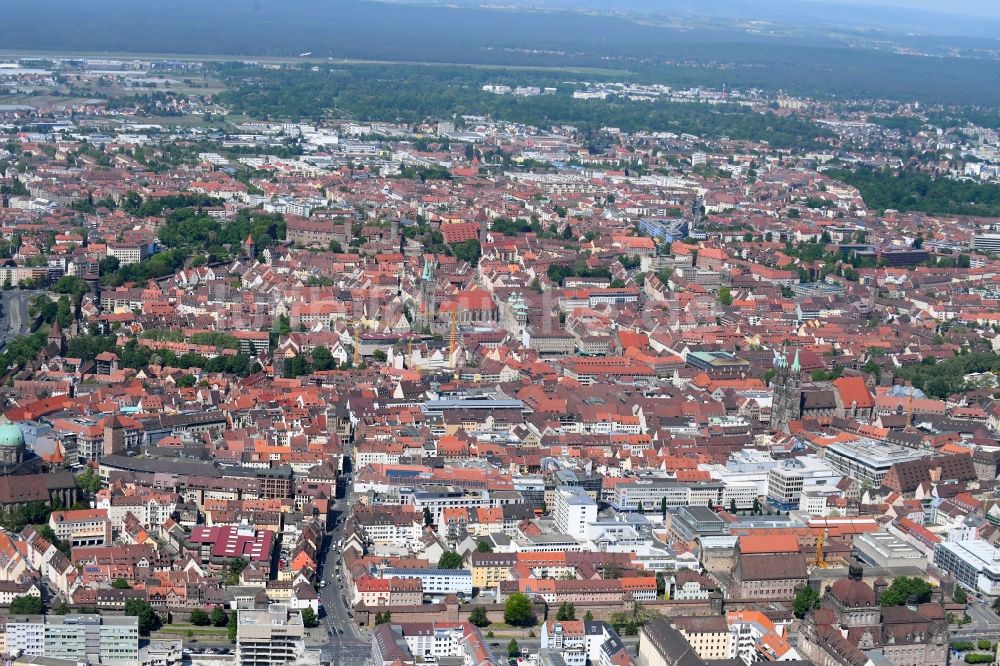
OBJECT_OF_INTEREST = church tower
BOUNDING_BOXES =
[772,348,802,432]
[416,256,436,333]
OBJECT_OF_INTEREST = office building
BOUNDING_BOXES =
[932,538,1000,595]
[972,233,1000,253]
[766,457,840,511]
[382,567,474,597]
[612,479,723,512]
[553,487,598,535]
[854,531,925,569]
[6,614,139,665]
[668,506,727,544]
[823,440,925,488]
[235,605,309,666]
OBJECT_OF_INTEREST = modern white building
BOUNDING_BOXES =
[932,537,1000,595]
[798,488,845,517]
[402,486,491,525]
[612,479,724,512]
[6,615,139,665]
[854,530,926,568]
[766,456,841,511]
[823,440,925,488]
[553,487,598,535]
[382,567,474,597]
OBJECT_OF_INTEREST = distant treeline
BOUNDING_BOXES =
[2,0,1000,106]
[216,64,831,149]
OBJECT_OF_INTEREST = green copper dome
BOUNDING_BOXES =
[0,423,25,448]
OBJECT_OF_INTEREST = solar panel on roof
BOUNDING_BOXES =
[387,469,421,478]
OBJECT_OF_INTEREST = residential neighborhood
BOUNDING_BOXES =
[0,51,999,666]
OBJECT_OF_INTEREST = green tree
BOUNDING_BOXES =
[9,595,43,614]
[77,466,102,496]
[37,525,70,557]
[55,296,73,329]
[211,605,228,627]
[508,639,520,658]
[375,610,392,626]
[718,287,733,306]
[468,605,490,627]
[660,496,667,519]
[584,611,594,622]
[423,507,433,527]
[176,374,197,388]
[451,239,481,264]
[953,587,968,604]
[283,355,312,378]
[227,612,238,641]
[656,572,667,598]
[752,498,761,515]
[112,578,131,590]
[476,540,493,553]
[225,557,248,585]
[120,191,143,213]
[504,592,535,627]
[311,346,336,371]
[636,501,644,513]
[301,607,318,628]
[556,602,576,621]
[793,587,820,618]
[438,551,463,569]
[880,577,932,606]
[124,599,160,635]
[190,609,211,626]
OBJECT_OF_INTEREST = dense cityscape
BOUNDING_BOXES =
[1,2,1000,666]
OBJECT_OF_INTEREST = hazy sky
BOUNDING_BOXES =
[803,0,1000,18]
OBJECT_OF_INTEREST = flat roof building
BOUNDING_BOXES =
[6,614,139,665]
[933,538,1000,595]
[854,531,925,569]
[823,440,925,488]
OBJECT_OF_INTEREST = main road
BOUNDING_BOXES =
[0,290,36,350]
[307,473,371,665]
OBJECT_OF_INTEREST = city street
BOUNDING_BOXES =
[310,476,370,665]
[0,290,36,350]
[965,598,1000,629]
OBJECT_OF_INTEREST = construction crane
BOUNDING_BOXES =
[814,529,829,568]
[449,310,458,373]
[353,326,361,366]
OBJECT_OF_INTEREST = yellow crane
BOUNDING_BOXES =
[353,326,361,366]
[814,529,829,568]
[449,310,458,373]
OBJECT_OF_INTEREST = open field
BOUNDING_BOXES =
[0,50,633,78]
